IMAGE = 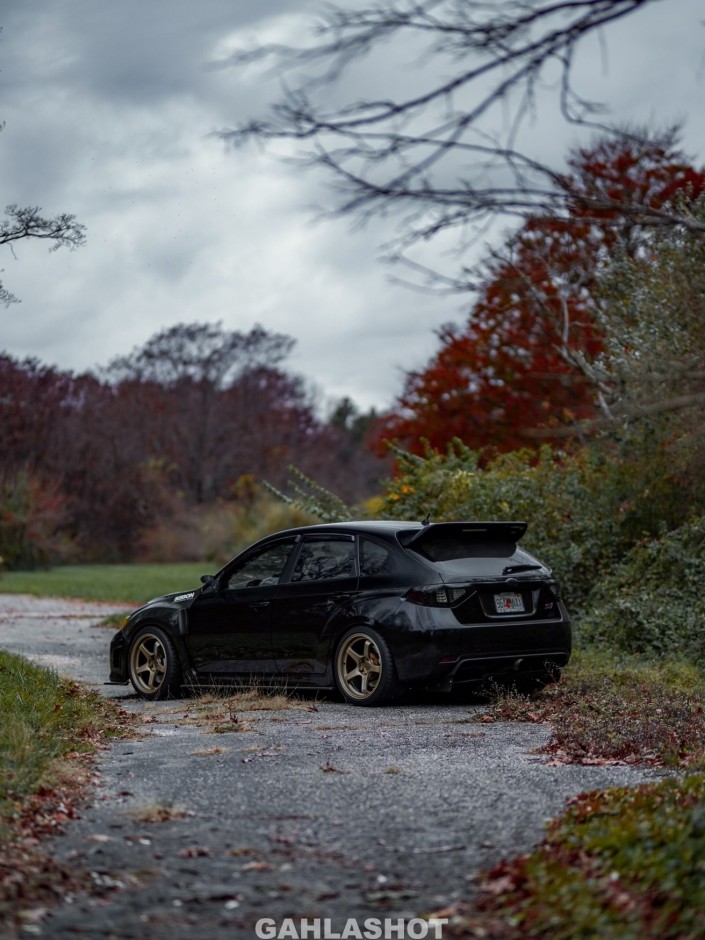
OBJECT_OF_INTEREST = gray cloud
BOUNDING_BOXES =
[1,0,704,413]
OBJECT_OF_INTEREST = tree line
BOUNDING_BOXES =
[0,323,387,566]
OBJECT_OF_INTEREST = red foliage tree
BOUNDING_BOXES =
[379,131,705,454]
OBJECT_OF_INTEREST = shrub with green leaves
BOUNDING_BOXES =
[380,442,629,610]
[578,515,705,659]
[476,772,705,939]
[378,439,705,614]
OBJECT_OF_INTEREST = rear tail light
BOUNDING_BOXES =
[547,579,562,600]
[404,585,469,607]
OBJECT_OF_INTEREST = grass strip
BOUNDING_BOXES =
[0,650,132,926]
[0,562,208,603]
[0,650,128,825]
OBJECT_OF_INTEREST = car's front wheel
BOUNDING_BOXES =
[334,627,398,706]
[128,626,182,700]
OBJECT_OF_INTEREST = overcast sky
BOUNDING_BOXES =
[1,0,704,414]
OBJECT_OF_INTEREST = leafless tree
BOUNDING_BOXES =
[220,0,704,284]
[1,203,86,306]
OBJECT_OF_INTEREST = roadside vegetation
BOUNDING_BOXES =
[0,650,131,922]
[486,652,705,770]
[0,651,128,825]
[441,772,705,939]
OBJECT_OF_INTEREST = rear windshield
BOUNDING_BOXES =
[398,524,544,579]
[407,544,543,579]
[410,535,518,561]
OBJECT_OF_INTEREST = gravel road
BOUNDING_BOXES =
[0,594,660,939]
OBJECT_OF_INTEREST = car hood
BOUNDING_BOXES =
[139,588,202,610]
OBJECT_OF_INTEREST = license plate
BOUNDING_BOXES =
[494,592,524,614]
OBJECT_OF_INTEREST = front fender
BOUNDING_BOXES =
[111,603,197,682]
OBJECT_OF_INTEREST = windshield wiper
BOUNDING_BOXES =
[502,564,542,575]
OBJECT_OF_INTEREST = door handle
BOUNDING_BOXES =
[252,601,271,610]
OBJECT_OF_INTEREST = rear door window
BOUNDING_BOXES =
[360,537,395,576]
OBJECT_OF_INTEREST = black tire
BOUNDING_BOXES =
[334,627,398,706]
[128,626,183,700]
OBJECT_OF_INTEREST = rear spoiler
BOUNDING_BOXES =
[398,521,528,551]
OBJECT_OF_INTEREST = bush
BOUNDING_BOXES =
[0,471,74,570]
[380,443,629,610]
[199,488,318,566]
[379,439,705,614]
[578,515,705,659]
[475,773,705,939]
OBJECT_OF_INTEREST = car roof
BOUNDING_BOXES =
[264,520,526,540]
[268,520,422,539]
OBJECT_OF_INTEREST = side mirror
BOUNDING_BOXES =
[199,574,217,593]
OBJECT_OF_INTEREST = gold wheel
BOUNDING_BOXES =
[335,631,384,702]
[128,627,181,699]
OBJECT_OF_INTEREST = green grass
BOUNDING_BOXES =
[0,650,127,826]
[0,562,211,604]
[475,774,705,939]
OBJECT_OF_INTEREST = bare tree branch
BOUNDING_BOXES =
[1,204,86,306]
[0,204,86,251]
[217,0,698,259]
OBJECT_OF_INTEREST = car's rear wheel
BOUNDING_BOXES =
[334,627,398,706]
[128,626,182,700]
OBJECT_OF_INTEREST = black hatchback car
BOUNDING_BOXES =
[109,520,571,705]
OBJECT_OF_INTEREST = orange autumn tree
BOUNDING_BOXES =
[379,131,705,454]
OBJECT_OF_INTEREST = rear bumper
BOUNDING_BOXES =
[390,607,571,684]
[445,649,569,685]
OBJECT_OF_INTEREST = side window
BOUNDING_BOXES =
[291,538,356,582]
[226,539,295,590]
[360,537,394,576]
